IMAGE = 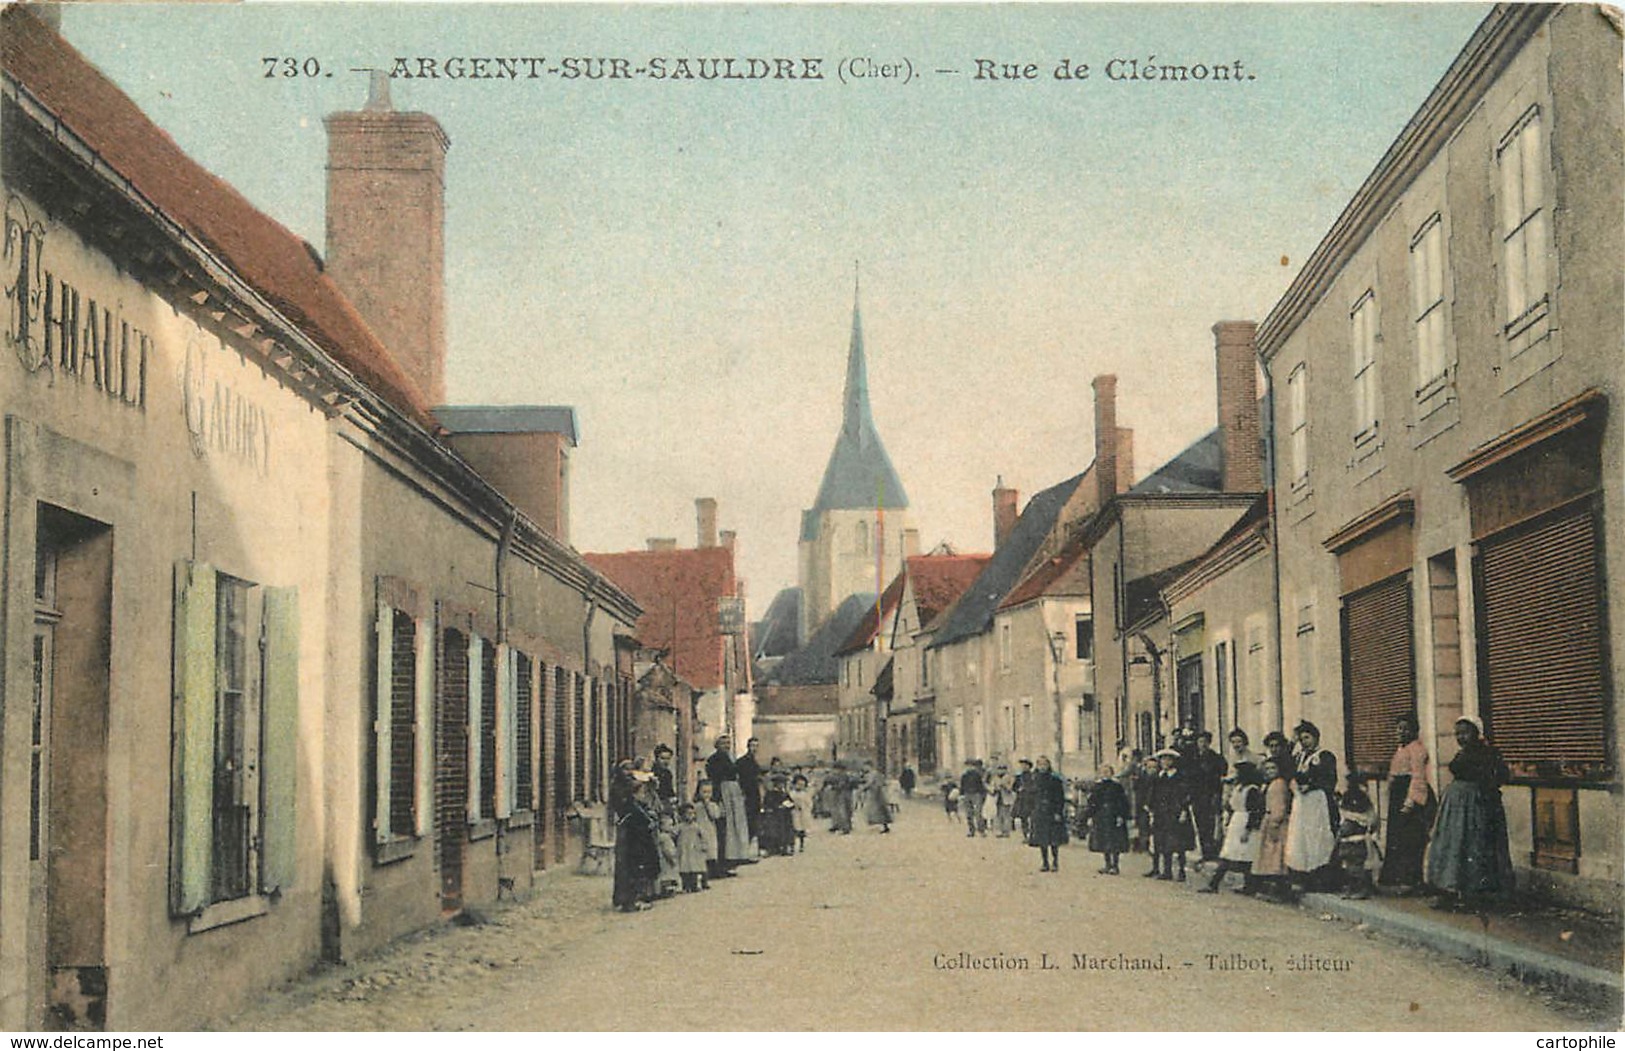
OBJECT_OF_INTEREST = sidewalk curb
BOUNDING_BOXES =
[1301,892,1623,1011]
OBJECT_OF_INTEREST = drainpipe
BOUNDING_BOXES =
[1259,355,1286,735]
[495,507,517,644]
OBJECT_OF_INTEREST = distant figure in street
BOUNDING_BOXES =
[1200,759,1265,895]
[1146,748,1196,881]
[705,736,753,869]
[862,766,893,833]
[1012,759,1036,839]
[1132,755,1158,856]
[693,779,724,882]
[676,803,710,892]
[942,779,960,820]
[1380,715,1434,894]
[959,759,989,837]
[1084,765,1131,874]
[760,772,795,856]
[789,773,813,852]
[1337,774,1379,900]
[1253,756,1293,902]
[652,743,678,814]
[1285,721,1340,892]
[610,761,659,912]
[736,737,766,850]
[899,765,917,798]
[1188,732,1228,863]
[1427,716,1514,911]
[990,764,1016,837]
[827,765,856,834]
[1027,756,1069,872]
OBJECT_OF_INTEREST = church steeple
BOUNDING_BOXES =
[811,270,909,513]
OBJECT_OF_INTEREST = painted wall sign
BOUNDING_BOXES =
[181,333,273,475]
[4,195,149,411]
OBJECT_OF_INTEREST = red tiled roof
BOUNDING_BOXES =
[999,538,1091,610]
[582,547,736,689]
[908,554,992,628]
[1,8,435,427]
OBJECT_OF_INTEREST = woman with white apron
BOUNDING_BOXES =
[1284,720,1340,891]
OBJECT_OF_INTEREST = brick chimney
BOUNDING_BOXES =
[902,528,921,559]
[696,498,718,548]
[1117,427,1135,494]
[1093,375,1119,504]
[1214,321,1263,492]
[325,73,450,406]
[992,476,1019,549]
[720,529,737,556]
[648,538,678,552]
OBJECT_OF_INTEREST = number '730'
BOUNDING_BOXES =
[262,57,324,78]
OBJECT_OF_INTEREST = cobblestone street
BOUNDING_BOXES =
[220,800,1611,1031]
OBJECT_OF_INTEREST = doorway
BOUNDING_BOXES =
[31,504,112,1030]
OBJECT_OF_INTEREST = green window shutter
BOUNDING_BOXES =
[467,635,483,824]
[172,562,217,915]
[373,601,394,843]
[260,586,299,894]
[414,612,434,838]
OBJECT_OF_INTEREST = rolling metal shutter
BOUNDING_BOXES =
[1479,504,1607,766]
[1342,573,1415,775]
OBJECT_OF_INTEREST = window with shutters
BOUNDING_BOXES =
[1296,596,1317,701]
[1476,501,1608,780]
[1498,105,1551,344]
[372,602,425,862]
[1287,364,1310,493]
[1074,616,1092,661]
[171,562,298,923]
[1410,212,1452,399]
[1340,574,1416,776]
[1350,290,1380,448]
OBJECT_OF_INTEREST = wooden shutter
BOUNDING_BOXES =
[481,641,499,819]
[260,585,299,894]
[1479,505,1607,766]
[515,654,534,812]
[372,602,393,844]
[552,666,570,816]
[172,562,217,914]
[388,611,417,836]
[572,673,586,801]
[1342,573,1415,775]
[414,611,434,837]
[466,636,483,824]
[496,645,515,820]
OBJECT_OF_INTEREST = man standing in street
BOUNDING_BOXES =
[736,736,766,852]
[1189,731,1228,864]
[959,759,988,837]
[652,743,678,814]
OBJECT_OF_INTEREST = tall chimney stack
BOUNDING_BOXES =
[325,79,450,405]
[1213,321,1263,492]
[1093,375,1119,504]
[992,477,1019,549]
[1116,427,1135,494]
[720,529,737,556]
[696,497,719,548]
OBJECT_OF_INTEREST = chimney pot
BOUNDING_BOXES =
[696,497,719,548]
[720,529,738,556]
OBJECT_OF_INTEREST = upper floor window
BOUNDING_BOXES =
[1074,615,1093,661]
[1410,213,1450,390]
[1498,106,1549,339]
[854,520,869,556]
[1286,364,1309,489]
[999,621,1012,670]
[1350,290,1379,444]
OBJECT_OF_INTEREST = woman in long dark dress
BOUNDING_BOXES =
[1381,714,1435,893]
[1027,756,1069,873]
[1427,716,1514,909]
[610,762,660,912]
[1084,765,1131,874]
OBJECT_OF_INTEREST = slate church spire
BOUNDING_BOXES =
[812,268,909,513]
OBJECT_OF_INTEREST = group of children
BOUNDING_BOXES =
[1079,742,1382,903]
[660,774,814,895]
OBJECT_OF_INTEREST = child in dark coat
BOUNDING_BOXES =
[1084,766,1132,875]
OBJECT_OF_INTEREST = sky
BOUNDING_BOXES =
[60,2,1490,618]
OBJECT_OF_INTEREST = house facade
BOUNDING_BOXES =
[1259,4,1623,910]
